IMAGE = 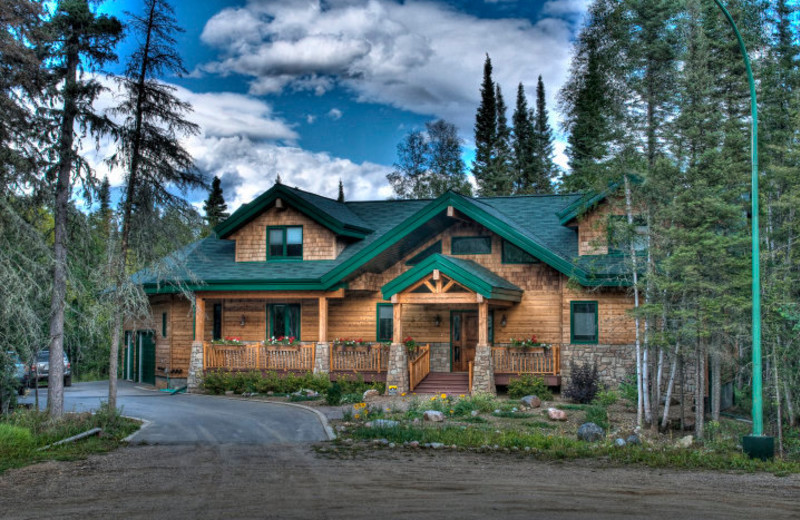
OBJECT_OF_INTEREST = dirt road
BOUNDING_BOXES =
[1,444,798,519]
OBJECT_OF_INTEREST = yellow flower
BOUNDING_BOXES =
[430,397,436,401]
[441,393,447,399]
[449,410,454,414]
[401,392,407,397]
[459,394,465,398]
[354,414,360,419]
[385,408,391,412]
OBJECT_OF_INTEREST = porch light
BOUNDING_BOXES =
[434,315,441,327]
[240,315,246,327]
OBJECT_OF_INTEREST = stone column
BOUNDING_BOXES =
[471,344,496,395]
[314,342,330,374]
[187,341,204,393]
[386,342,409,394]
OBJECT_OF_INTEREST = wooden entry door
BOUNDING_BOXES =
[451,312,478,372]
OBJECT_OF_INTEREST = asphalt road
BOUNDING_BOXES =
[19,381,331,444]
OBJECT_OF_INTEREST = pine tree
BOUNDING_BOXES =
[531,75,555,193]
[511,82,535,194]
[337,179,345,202]
[473,54,497,195]
[490,84,513,195]
[203,176,229,231]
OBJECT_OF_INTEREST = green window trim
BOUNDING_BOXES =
[267,225,303,261]
[451,236,492,255]
[212,303,222,341]
[406,240,442,266]
[266,303,301,340]
[501,240,540,264]
[161,312,167,338]
[570,301,599,344]
[376,303,393,342]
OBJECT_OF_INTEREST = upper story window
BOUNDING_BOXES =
[607,216,647,255]
[502,240,539,264]
[451,236,492,255]
[268,226,303,260]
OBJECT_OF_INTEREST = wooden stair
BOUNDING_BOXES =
[412,372,469,395]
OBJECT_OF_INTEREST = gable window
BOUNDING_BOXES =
[570,301,598,344]
[502,240,539,264]
[268,304,301,340]
[268,226,303,260]
[162,312,167,338]
[406,240,442,266]
[212,303,222,341]
[451,236,491,255]
[376,304,393,342]
[608,216,647,255]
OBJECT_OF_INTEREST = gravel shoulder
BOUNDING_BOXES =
[1,443,798,520]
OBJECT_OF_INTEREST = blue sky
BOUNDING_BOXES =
[92,0,589,210]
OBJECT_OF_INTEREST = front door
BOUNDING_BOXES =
[137,331,156,385]
[451,312,478,372]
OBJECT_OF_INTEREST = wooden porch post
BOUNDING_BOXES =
[314,296,330,374]
[477,297,488,347]
[386,296,409,394]
[471,295,496,395]
[194,296,205,343]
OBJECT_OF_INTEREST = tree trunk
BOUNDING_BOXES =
[661,342,680,430]
[695,342,705,440]
[47,36,80,419]
[784,381,796,428]
[711,350,721,422]
[773,347,784,457]
[652,347,664,432]
[624,175,643,428]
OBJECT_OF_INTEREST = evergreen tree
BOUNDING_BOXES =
[531,75,555,193]
[490,84,513,195]
[203,175,229,231]
[337,179,345,202]
[473,54,498,195]
[511,82,535,194]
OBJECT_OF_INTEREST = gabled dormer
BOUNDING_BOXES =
[213,185,373,263]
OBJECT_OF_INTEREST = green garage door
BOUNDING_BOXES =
[138,331,156,385]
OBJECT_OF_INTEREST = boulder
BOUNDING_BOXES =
[409,441,420,448]
[676,435,693,448]
[615,438,626,447]
[520,395,542,408]
[292,389,319,397]
[626,434,642,446]
[470,410,480,417]
[362,389,380,400]
[423,410,446,422]
[577,422,605,442]
[547,408,567,421]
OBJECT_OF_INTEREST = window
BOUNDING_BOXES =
[377,304,393,342]
[451,236,491,255]
[502,240,539,264]
[212,303,222,341]
[607,216,647,255]
[267,226,303,260]
[570,301,598,344]
[268,304,301,340]
[406,240,442,266]
[162,312,167,338]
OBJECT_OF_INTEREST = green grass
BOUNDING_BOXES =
[0,405,140,473]
[492,411,536,419]
[555,404,589,411]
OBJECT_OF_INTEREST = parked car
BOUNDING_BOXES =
[29,350,71,387]
[6,351,28,396]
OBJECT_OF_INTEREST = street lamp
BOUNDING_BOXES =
[712,0,773,459]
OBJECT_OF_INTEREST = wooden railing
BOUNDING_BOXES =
[204,343,315,372]
[330,344,389,373]
[492,345,560,375]
[468,361,474,394]
[409,344,431,392]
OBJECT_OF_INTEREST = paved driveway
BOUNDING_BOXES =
[19,381,331,445]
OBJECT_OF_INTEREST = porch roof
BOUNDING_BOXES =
[381,254,523,302]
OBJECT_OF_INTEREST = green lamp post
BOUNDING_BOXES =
[712,0,773,459]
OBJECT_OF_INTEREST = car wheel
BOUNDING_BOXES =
[64,375,72,387]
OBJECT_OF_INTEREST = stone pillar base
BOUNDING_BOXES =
[386,343,410,395]
[471,344,495,395]
[314,342,330,374]
[187,341,204,393]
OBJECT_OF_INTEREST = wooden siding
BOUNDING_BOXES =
[561,287,635,345]
[230,204,339,261]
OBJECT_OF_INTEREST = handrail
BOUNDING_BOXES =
[491,345,560,375]
[203,342,314,372]
[409,344,431,392]
[330,344,388,372]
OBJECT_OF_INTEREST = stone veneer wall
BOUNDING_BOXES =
[560,344,636,388]
[429,343,450,372]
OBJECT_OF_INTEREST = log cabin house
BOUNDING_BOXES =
[125,183,638,395]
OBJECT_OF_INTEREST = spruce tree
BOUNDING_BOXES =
[531,75,555,193]
[473,54,497,195]
[511,82,535,194]
[203,175,229,231]
[337,179,345,202]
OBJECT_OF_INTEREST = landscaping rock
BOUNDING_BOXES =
[626,434,641,446]
[292,389,319,397]
[367,419,399,428]
[430,442,444,449]
[362,389,380,400]
[547,408,567,421]
[521,395,542,408]
[423,410,445,422]
[676,435,693,448]
[389,443,396,448]
[409,441,420,448]
[577,422,605,442]
[615,438,626,447]
[470,410,479,417]
[224,390,234,396]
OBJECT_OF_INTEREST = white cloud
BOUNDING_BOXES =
[306,114,316,124]
[199,0,585,143]
[327,108,343,120]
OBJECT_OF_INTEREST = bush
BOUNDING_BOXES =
[585,405,609,430]
[618,373,638,405]
[325,382,342,406]
[564,361,599,404]
[592,389,619,408]
[508,374,553,400]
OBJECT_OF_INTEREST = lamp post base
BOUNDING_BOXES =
[742,435,774,460]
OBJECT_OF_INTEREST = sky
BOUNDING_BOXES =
[90,0,590,212]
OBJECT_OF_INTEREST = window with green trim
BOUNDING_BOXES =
[607,215,647,255]
[267,226,303,260]
[268,304,301,340]
[570,301,598,344]
[377,304,393,342]
[212,303,222,341]
[406,240,442,265]
[451,236,491,255]
[162,312,167,338]
[502,240,539,264]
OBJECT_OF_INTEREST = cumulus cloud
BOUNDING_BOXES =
[327,108,343,120]
[199,0,583,138]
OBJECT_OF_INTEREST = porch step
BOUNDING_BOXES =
[412,372,470,395]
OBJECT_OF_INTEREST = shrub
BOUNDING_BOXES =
[508,374,553,400]
[564,361,599,404]
[585,405,609,430]
[592,389,619,408]
[618,372,638,405]
[0,424,34,457]
[325,382,342,406]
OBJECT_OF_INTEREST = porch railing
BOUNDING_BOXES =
[204,343,315,372]
[409,344,431,392]
[492,345,560,375]
[330,344,389,373]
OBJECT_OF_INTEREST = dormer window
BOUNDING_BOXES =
[268,226,303,260]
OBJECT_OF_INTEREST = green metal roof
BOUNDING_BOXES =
[134,186,632,294]
[381,254,522,301]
